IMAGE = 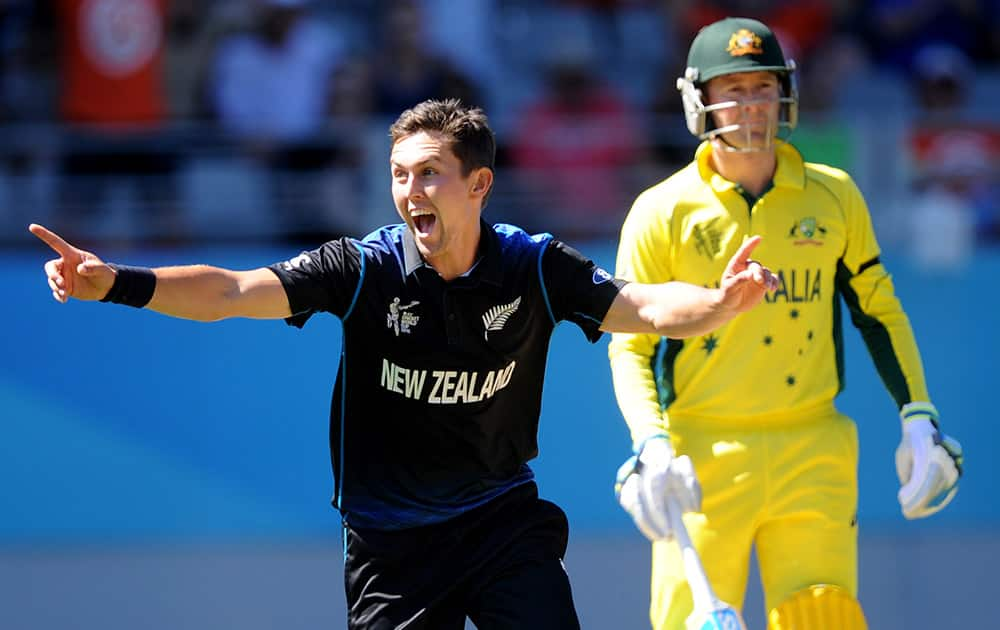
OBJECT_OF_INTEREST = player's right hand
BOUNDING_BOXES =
[29,223,116,303]
[615,435,702,541]
[717,235,779,314]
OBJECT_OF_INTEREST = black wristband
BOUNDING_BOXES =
[100,264,156,308]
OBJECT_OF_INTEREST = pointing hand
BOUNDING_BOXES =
[718,235,778,313]
[29,224,116,303]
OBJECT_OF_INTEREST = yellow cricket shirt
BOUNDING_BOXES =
[610,140,930,445]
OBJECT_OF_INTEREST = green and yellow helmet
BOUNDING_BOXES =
[676,17,798,150]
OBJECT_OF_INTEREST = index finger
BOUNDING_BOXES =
[730,235,762,266]
[29,223,75,257]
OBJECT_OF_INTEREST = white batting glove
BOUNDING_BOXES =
[615,435,702,541]
[895,402,963,520]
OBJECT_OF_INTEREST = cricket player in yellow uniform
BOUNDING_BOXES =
[611,17,964,630]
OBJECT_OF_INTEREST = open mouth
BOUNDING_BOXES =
[412,210,436,236]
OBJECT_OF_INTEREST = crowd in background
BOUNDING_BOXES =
[0,0,998,267]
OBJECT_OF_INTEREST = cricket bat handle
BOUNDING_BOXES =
[666,495,718,614]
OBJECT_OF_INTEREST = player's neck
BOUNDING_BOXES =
[709,146,776,198]
[426,219,482,282]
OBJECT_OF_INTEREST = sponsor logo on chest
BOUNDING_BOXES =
[788,216,828,246]
[380,359,517,404]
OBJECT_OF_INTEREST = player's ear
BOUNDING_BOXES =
[470,168,493,197]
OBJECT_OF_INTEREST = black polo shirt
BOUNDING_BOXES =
[269,221,625,530]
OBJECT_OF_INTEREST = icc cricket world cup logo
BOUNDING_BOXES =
[387,297,420,336]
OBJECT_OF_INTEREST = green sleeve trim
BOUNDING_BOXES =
[833,280,845,396]
[835,259,911,407]
[857,255,881,275]
[652,337,685,411]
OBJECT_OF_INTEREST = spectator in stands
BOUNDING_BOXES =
[790,32,869,171]
[369,0,482,118]
[0,1,55,229]
[549,0,670,101]
[414,0,500,109]
[209,0,350,240]
[508,40,642,239]
[911,42,976,116]
[675,0,837,69]
[640,61,694,188]
[904,43,1000,265]
[863,0,995,71]
[54,0,184,244]
[164,0,247,124]
[991,2,1000,61]
[322,55,376,238]
[0,1,51,122]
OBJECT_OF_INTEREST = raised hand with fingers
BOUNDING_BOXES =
[29,223,116,303]
[718,235,779,313]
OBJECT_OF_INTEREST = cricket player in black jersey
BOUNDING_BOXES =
[30,98,778,630]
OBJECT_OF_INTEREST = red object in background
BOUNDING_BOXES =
[57,0,167,127]
[682,1,833,63]
[909,125,1000,178]
[511,86,640,217]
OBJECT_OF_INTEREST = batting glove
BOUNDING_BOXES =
[615,435,702,541]
[895,402,963,520]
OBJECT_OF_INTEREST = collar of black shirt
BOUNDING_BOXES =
[401,218,503,286]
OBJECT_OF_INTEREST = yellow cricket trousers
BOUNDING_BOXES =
[650,410,859,630]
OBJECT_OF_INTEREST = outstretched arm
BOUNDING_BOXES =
[30,224,291,322]
[600,235,777,337]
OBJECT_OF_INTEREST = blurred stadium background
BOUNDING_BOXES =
[1,0,998,628]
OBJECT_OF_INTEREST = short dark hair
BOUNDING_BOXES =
[389,99,496,177]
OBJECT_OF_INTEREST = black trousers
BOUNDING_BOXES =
[343,483,581,630]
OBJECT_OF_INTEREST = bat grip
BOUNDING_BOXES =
[665,496,718,613]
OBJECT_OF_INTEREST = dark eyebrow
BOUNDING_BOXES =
[390,156,443,170]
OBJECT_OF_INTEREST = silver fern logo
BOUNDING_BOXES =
[482,296,521,340]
